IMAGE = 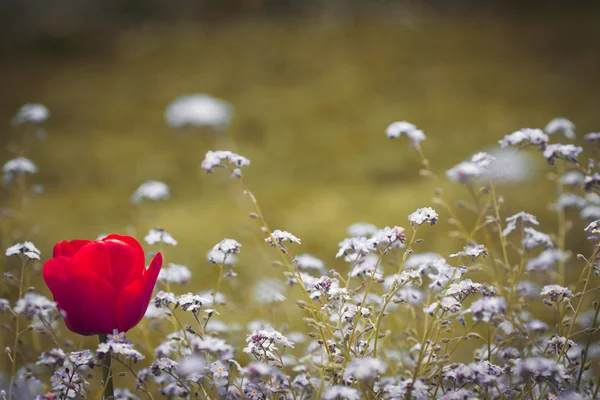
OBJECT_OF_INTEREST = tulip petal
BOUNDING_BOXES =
[103,238,144,290]
[116,252,162,332]
[43,257,118,335]
[103,234,145,271]
[52,240,91,258]
[72,241,112,282]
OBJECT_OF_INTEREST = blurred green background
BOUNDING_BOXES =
[1,0,600,373]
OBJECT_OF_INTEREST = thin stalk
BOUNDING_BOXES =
[8,257,28,400]
[98,334,114,399]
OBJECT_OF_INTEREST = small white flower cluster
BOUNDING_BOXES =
[499,128,549,149]
[385,120,426,146]
[264,230,301,252]
[446,152,497,183]
[502,211,539,236]
[145,228,178,246]
[158,263,192,284]
[408,207,438,226]
[208,238,242,264]
[543,143,583,165]
[201,150,250,175]
[5,241,41,260]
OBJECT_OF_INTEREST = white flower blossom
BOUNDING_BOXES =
[158,263,191,284]
[408,207,438,226]
[164,94,232,129]
[5,242,41,260]
[144,228,178,246]
[544,117,575,139]
[130,180,170,203]
[13,103,50,125]
[385,121,425,146]
[201,150,250,173]
[499,128,548,148]
[543,144,583,165]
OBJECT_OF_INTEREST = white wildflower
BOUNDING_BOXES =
[164,94,232,129]
[130,180,170,203]
[12,103,50,125]
[144,228,178,246]
[544,117,575,139]
[408,207,438,226]
[5,242,41,260]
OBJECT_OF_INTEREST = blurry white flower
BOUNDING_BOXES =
[446,160,483,183]
[555,193,587,210]
[294,253,326,272]
[562,170,585,186]
[343,357,387,381]
[466,296,506,322]
[498,128,548,149]
[12,103,50,125]
[404,252,445,270]
[584,219,600,233]
[385,121,416,139]
[503,211,539,236]
[349,253,383,279]
[541,285,572,302]
[6,242,41,260]
[164,94,232,129]
[336,237,376,260]
[522,227,553,249]
[14,293,55,319]
[244,327,294,358]
[585,132,600,143]
[488,148,537,182]
[408,207,438,226]
[145,228,177,246]
[254,278,286,304]
[584,173,600,193]
[544,117,575,139]
[158,263,191,284]
[130,180,170,203]
[385,121,425,146]
[144,303,169,319]
[198,290,226,307]
[322,386,360,400]
[526,249,568,271]
[201,150,250,173]
[543,144,582,165]
[347,222,378,237]
[3,157,38,184]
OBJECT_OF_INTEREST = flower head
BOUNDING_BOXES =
[164,94,232,129]
[408,207,438,226]
[130,180,170,204]
[385,121,425,146]
[499,128,548,149]
[144,228,177,246]
[201,150,250,173]
[265,230,301,252]
[543,144,583,165]
[544,117,575,139]
[43,235,162,335]
[6,241,41,260]
[13,103,50,125]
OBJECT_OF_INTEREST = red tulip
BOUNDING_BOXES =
[42,234,162,336]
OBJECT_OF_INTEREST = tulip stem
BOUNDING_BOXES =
[98,334,114,399]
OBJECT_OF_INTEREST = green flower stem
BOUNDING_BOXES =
[98,334,114,399]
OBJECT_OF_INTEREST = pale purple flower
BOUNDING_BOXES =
[408,207,438,226]
[131,180,170,203]
[201,150,250,173]
[544,117,575,139]
[522,227,553,249]
[543,144,583,165]
[503,211,539,236]
[144,228,178,246]
[499,128,548,149]
[541,285,572,302]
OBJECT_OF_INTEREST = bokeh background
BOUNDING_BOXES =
[1,0,600,375]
